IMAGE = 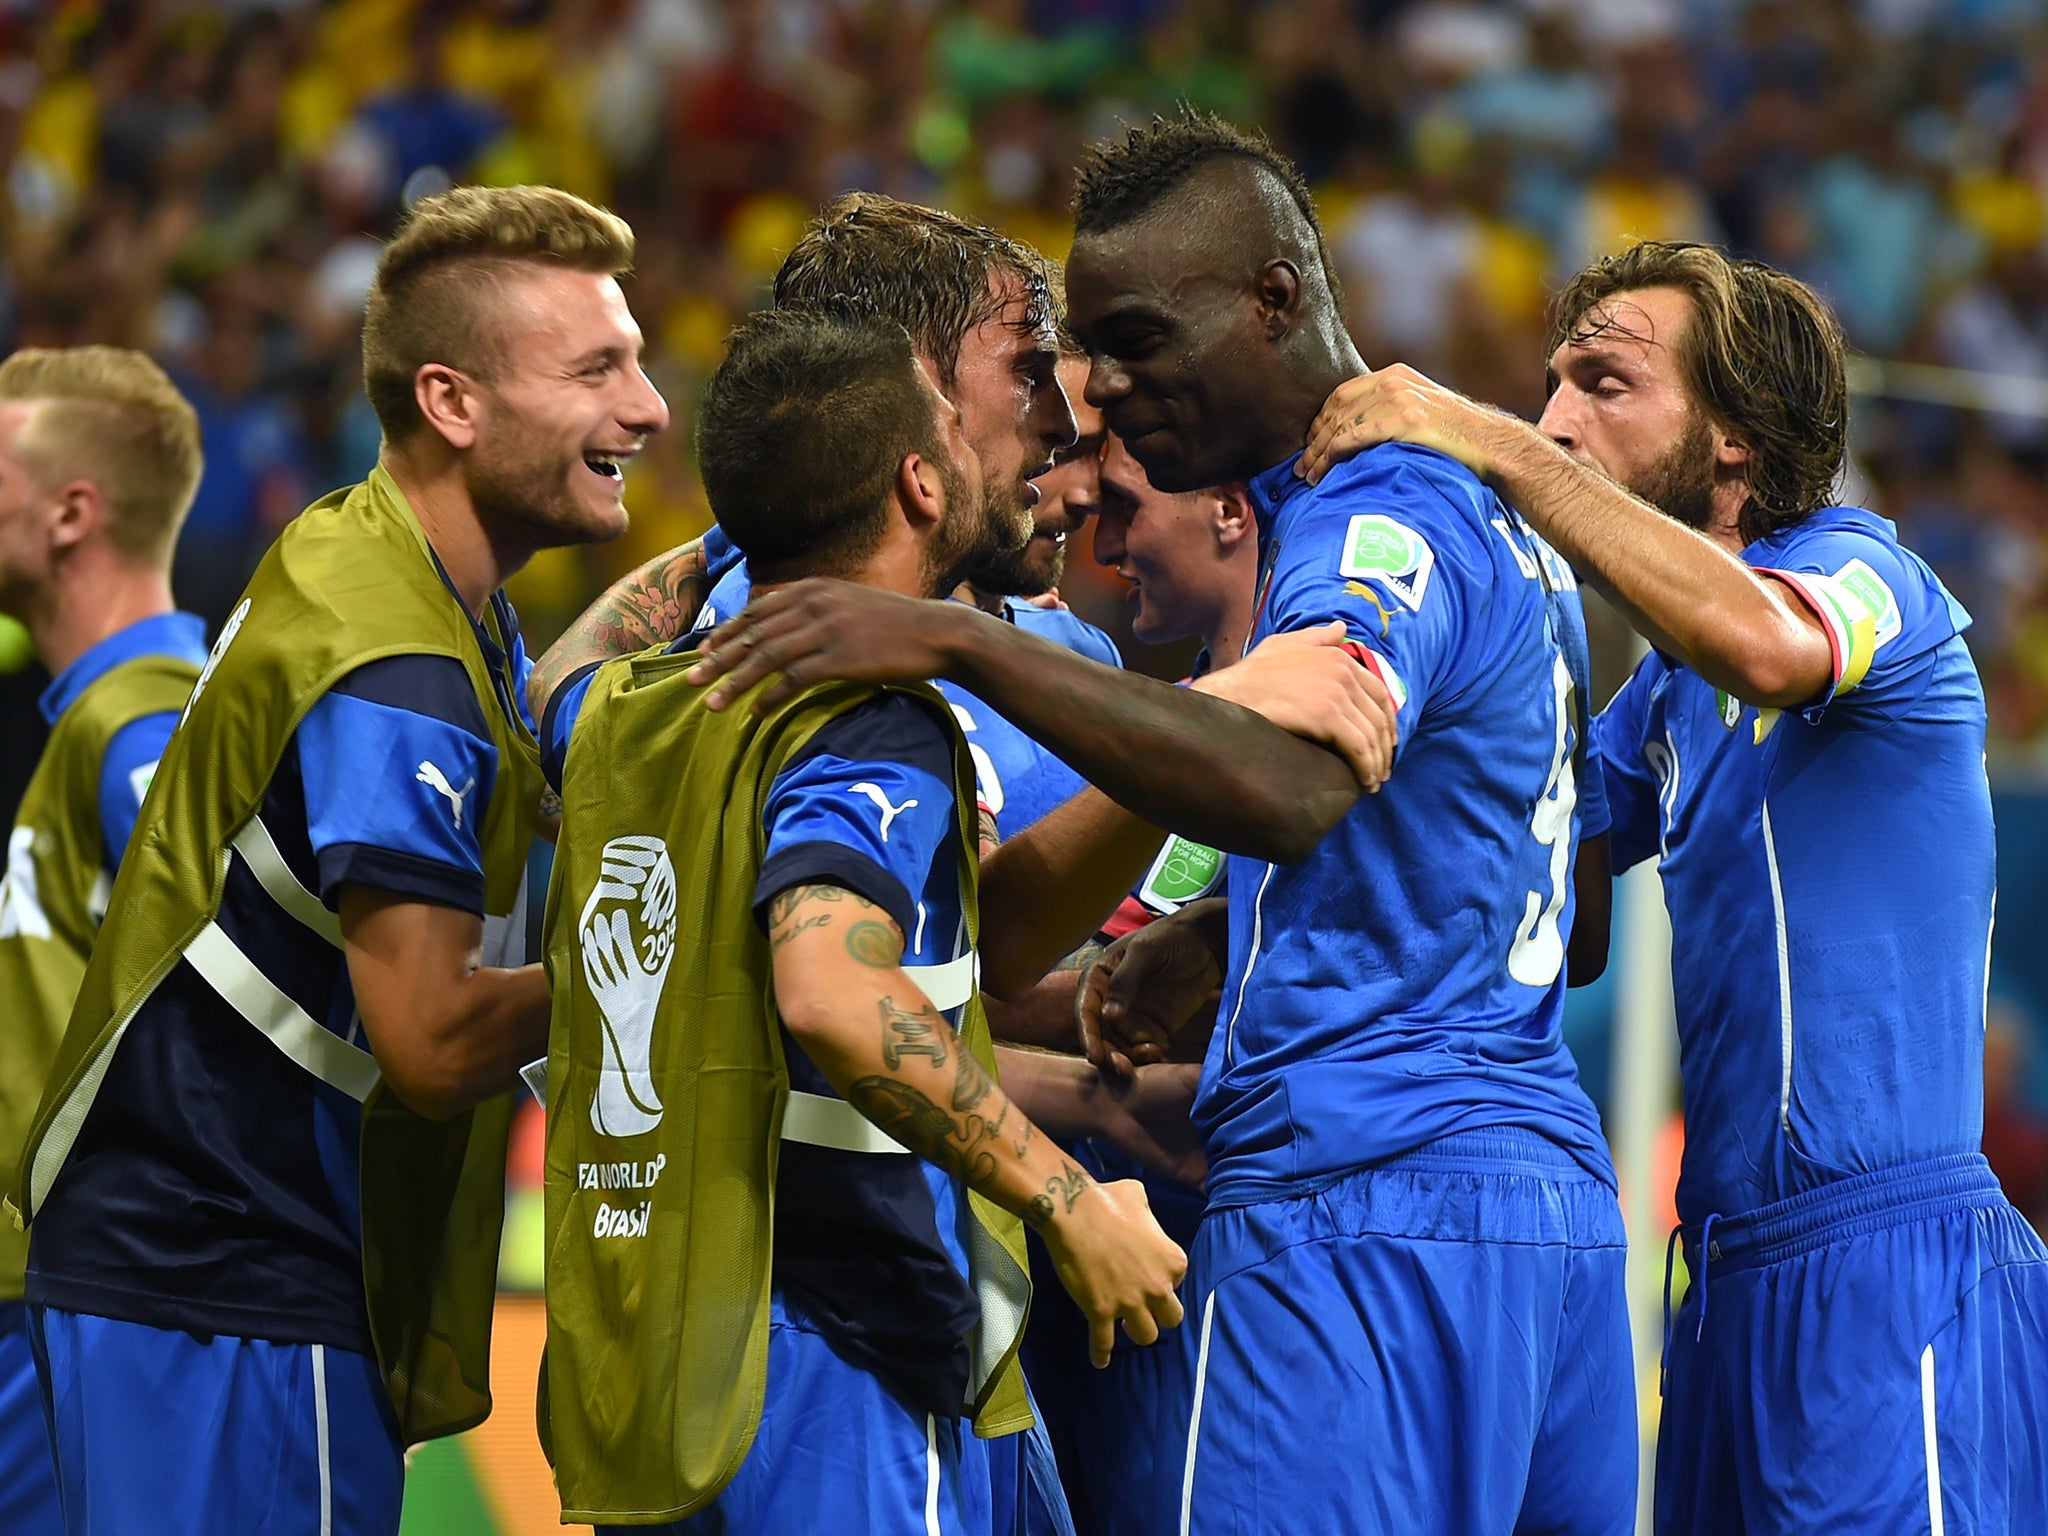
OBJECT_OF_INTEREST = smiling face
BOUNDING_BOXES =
[461,264,670,547]
[1537,285,1722,533]
[1065,209,1284,496]
[1092,431,1238,646]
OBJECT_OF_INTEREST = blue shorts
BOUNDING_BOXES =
[1165,1128,1636,1536]
[628,1293,991,1536]
[28,1307,402,1535]
[1022,1142,1202,1536]
[982,1383,1078,1536]
[0,1301,60,1534]
[1657,1154,2048,1535]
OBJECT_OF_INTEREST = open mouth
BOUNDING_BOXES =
[584,456,624,482]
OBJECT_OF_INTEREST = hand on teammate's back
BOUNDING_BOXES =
[688,579,977,712]
[1295,363,1515,488]
[1039,1176,1189,1368]
[1078,899,1227,1080]
[1192,623,1399,790]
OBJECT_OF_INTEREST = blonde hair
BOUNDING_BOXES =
[362,184,636,443]
[0,346,202,566]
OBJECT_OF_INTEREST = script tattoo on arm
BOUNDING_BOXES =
[525,539,712,720]
[766,882,858,953]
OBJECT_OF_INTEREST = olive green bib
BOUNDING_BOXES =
[541,648,1032,1526]
[0,651,199,1300]
[7,466,543,1444]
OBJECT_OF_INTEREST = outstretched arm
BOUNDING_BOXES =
[526,537,714,722]
[691,585,1396,864]
[1297,366,1832,707]
[768,881,1186,1364]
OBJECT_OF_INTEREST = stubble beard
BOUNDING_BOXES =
[465,437,623,555]
[953,478,1049,597]
[1627,411,1719,533]
[928,469,1032,598]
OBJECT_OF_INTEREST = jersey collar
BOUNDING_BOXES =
[39,610,209,725]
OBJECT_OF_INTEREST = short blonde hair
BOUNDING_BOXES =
[362,184,636,443]
[0,346,203,566]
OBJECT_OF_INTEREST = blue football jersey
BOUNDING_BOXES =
[1593,506,1991,1226]
[696,558,1117,842]
[1198,446,1613,1202]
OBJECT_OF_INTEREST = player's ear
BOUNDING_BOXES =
[47,476,104,555]
[1713,424,1752,471]
[897,451,944,532]
[1255,259,1303,340]
[414,363,481,452]
[1213,483,1255,549]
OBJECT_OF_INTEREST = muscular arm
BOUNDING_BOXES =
[1301,367,1833,706]
[340,889,551,1120]
[769,879,1191,1364]
[525,537,713,722]
[978,791,1164,1002]
[696,588,1367,863]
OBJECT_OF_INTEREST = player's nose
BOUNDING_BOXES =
[623,366,670,437]
[1535,389,1579,452]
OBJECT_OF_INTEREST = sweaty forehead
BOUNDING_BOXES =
[1555,289,1692,369]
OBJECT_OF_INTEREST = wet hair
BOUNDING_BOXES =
[1551,241,1847,542]
[362,184,635,443]
[697,309,945,582]
[772,192,1056,386]
[1071,106,1345,310]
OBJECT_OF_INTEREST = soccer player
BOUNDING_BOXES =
[8,186,668,1535]
[1303,241,2048,1532]
[539,306,1192,1534]
[0,348,207,1535]
[690,111,1635,1536]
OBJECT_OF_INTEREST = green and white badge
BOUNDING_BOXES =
[1138,835,1224,914]
[1338,515,1435,609]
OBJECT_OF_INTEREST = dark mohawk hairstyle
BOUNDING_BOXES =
[1071,107,1345,309]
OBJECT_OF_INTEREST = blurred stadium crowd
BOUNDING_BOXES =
[9,0,2048,746]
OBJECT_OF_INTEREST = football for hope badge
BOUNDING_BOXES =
[1339,515,1435,610]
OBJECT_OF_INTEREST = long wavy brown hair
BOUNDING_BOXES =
[1551,242,1847,543]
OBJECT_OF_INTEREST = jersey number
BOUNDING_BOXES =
[1508,651,1577,987]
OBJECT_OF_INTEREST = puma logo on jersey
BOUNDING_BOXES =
[416,760,475,829]
[851,782,918,842]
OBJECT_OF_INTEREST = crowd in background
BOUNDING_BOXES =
[8,0,2048,742]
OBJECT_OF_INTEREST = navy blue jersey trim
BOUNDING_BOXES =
[316,843,485,915]
[783,693,955,784]
[754,842,915,945]
[330,652,491,738]
[539,658,606,792]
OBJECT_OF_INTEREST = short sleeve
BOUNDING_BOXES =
[753,694,958,943]
[1260,451,1478,758]
[97,710,179,874]
[1753,519,1968,724]
[1590,660,1662,874]
[297,654,499,913]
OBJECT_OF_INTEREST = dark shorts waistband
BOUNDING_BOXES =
[1682,1153,2006,1274]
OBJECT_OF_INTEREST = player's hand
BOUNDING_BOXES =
[1038,1174,1188,1367]
[686,579,977,712]
[1192,623,1398,791]
[1094,1062,1207,1187]
[1077,901,1225,1080]
[1298,364,1519,487]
